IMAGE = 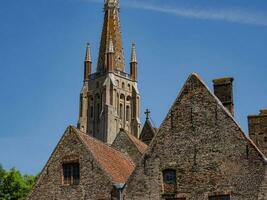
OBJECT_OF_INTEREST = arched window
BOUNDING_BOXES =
[122,82,125,89]
[120,103,123,119]
[117,93,119,115]
[126,96,131,102]
[162,169,176,194]
[126,106,130,121]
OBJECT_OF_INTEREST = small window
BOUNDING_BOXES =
[122,82,125,89]
[63,163,80,185]
[209,195,230,200]
[163,169,176,194]
[264,137,267,142]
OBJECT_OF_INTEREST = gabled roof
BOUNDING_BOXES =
[112,129,148,164]
[139,119,157,145]
[154,73,267,162]
[125,73,267,198]
[73,127,135,183]
[125,131,148,154]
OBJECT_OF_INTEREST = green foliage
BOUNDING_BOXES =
[0,164,38,200]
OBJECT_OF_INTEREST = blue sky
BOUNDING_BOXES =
[0,0,267,174]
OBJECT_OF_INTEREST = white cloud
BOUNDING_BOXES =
[85,0,267,26]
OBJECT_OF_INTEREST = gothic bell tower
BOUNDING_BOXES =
[77,0,141,144]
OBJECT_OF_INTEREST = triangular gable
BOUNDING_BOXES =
[125,73,267,199]
[28,126,135,199]
[112,129,147,164]
[151,73,266,161]
[139,119,157,145]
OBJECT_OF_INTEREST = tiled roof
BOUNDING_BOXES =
[72,127,135,183]
[126,132,148,154]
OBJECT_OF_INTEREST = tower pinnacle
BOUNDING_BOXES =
[85,42,92,62]
[131,43,137,63]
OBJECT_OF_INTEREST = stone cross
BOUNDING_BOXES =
[145,109,151,120]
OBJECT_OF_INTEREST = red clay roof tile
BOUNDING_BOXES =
[73,127,135,183]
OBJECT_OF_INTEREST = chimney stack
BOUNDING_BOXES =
[213,77,234,116]
[248,109,267,156]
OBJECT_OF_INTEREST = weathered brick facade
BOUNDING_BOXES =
[124,74,267,200]
[248,109,267,157]
[27,126,134,200]
[112,129,147,164]
[213,77,234,116]
[139,119,157,145]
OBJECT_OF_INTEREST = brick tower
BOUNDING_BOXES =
[77,0,141,144]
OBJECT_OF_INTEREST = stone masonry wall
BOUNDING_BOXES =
[124,74,267,200]
[248,110,267,157]
[27,128,113,200]
[112,131,142,164]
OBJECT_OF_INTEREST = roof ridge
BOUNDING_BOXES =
[124,131,148,154]
[72,126,135,165]
[189,74,267,162]
[156,73,267,163]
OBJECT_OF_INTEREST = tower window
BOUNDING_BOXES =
[97,103,100,119]
[126,106,130,121]
[62,163,80,185]
[126,96,131,102]
[264,136,267,142]
[163,169,176,194]
[120,103,123,119]
[209,195,230,200]
[122,82,125,89]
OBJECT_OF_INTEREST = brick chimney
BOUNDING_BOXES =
[213,77,234,116]
[248,109,267,156]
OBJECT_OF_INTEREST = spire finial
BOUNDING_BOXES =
[145,109,151,120]
[105,0,119,8]
[107,37,114,53]
[85,42,92,62]
[131,43,137,63]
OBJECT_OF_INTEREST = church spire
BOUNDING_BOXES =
[97,0,125,72]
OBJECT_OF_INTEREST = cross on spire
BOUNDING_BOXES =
[145,109,151,120]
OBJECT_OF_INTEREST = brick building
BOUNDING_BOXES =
[27,0,267,199]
